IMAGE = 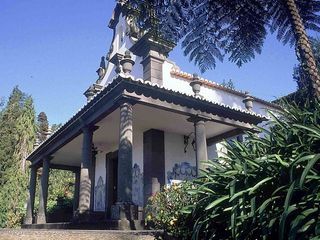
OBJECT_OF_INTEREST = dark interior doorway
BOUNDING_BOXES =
[105,151,118,218]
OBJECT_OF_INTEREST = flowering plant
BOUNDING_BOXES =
[145,181,197,239]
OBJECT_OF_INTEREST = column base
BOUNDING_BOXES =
[111,202,138,220]
[36,214,46,224]
[110,219,145,230]
[72,210,91,223]
[24,216,33,225]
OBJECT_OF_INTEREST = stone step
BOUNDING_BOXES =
[0,229,163,240]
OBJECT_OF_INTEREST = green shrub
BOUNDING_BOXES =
[189,101,320,239]
[145,181,197,239]
[46,169,74,223]
[47,196,73,223]
[0,167,28,228]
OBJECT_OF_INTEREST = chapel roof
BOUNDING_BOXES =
[28,75,267,162]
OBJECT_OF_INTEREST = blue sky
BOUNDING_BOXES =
[0,0,308,124]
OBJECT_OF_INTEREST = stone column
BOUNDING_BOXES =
[24,166,37,224]
[117,102,133,203]
[194,120,208,176]
[37,158,50,224]
[78,126,94,215]
[73,170,80,214]
[111,101,138,223]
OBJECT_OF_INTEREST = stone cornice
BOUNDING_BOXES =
[170,69,282,110]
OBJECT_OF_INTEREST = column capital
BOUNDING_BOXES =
[187,114,211,123]
[43,155,53,162]
[81,125,99,134]
[29,164,38,170]
[113,93,140,106]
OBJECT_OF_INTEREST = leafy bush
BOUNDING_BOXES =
[47,196,73,223]
[188,101,320,239]
[48,169,74,201]
[0,166,29,228]
[46,169,74,222]
[145,181,197,239]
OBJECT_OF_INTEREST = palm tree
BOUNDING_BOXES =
[269,0,320,98]
[123,0,320,98]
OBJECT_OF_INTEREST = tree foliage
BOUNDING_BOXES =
[221,79,236,90]
[46,169,74,223]
[37,112,49,143]
[0,87,36,227]
[294,37,320,98]
[125,0,320,97]
[0,87,74,227]
[51,123,62,133]
[185,101,320,239]
[126,0,319,71]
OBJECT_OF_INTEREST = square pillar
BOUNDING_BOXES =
[141,53,165,85]
[37,158,50,224]
[24,166,37,224]
[130,32,174,86]
[111,101,138,222]
[143,129,165,206]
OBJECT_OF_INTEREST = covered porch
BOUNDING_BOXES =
[23,76,265,229]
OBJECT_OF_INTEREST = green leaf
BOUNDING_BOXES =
[181,205,194,214]
[279,205,298,240]
[248,177,273,195]
[205,195,229,210]
[275,155,290,167]
[257,196,281,214]
[293,124,320,138]
[284,181,296,210]
[229,189,248,202]
[292,154,315,166]
[279,180,297,240]
[299,154,320,189]
[289,208,318,240]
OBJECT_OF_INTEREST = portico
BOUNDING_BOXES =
[23,72,265,229]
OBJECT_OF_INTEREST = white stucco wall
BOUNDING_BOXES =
[164,132,196,184]
[101,13,143,86]
[93,127,144,208]
[93,127,244,208]
[94,152,106,186]
[133,128,143,170]
[162,61,194,96]
[94,151,106,212]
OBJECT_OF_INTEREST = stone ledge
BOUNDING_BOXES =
[22,220,146,230]
[0,229,164,240]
